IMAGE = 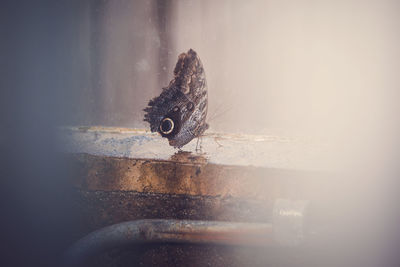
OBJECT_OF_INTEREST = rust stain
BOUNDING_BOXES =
[159,228,275,246]
[70,153,318,200]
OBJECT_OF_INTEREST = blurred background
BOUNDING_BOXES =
[1,0,400,266]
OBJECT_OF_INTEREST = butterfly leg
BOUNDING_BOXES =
[196,136,206,153]
[195,137,201,152]
[214,137,223,148]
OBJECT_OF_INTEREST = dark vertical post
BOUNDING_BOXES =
[155,0,173,86]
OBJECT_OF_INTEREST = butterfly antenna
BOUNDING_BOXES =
[208,106,232,123]
[207,102,225,121]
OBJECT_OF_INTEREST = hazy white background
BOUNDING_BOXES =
[71,0,400,171]
[2,1,398,266]
[71,0,398,139]
[68,1,400,265]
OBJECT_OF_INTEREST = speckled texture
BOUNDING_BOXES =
[87,244,310,267]
[74,190,273,234]
[73,191,313,267]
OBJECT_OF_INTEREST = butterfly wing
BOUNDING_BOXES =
[143,49,208,148]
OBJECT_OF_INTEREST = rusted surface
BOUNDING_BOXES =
[146,220,275,246]
[71,153,323,200]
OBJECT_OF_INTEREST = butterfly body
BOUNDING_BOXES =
[144,49,208,148]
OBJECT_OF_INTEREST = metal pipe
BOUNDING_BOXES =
[65,219,274,266]
[65,199,309,265]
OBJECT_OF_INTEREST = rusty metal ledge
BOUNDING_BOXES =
[70,153,323,201]
[62,126,330,200]
[63,127,329,266]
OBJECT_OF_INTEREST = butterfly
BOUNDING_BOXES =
[143,49,208,148]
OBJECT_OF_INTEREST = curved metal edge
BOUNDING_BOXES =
[64,200,310,265]
[64,219,274,266]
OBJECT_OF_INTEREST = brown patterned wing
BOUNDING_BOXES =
[143,49,208,148]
